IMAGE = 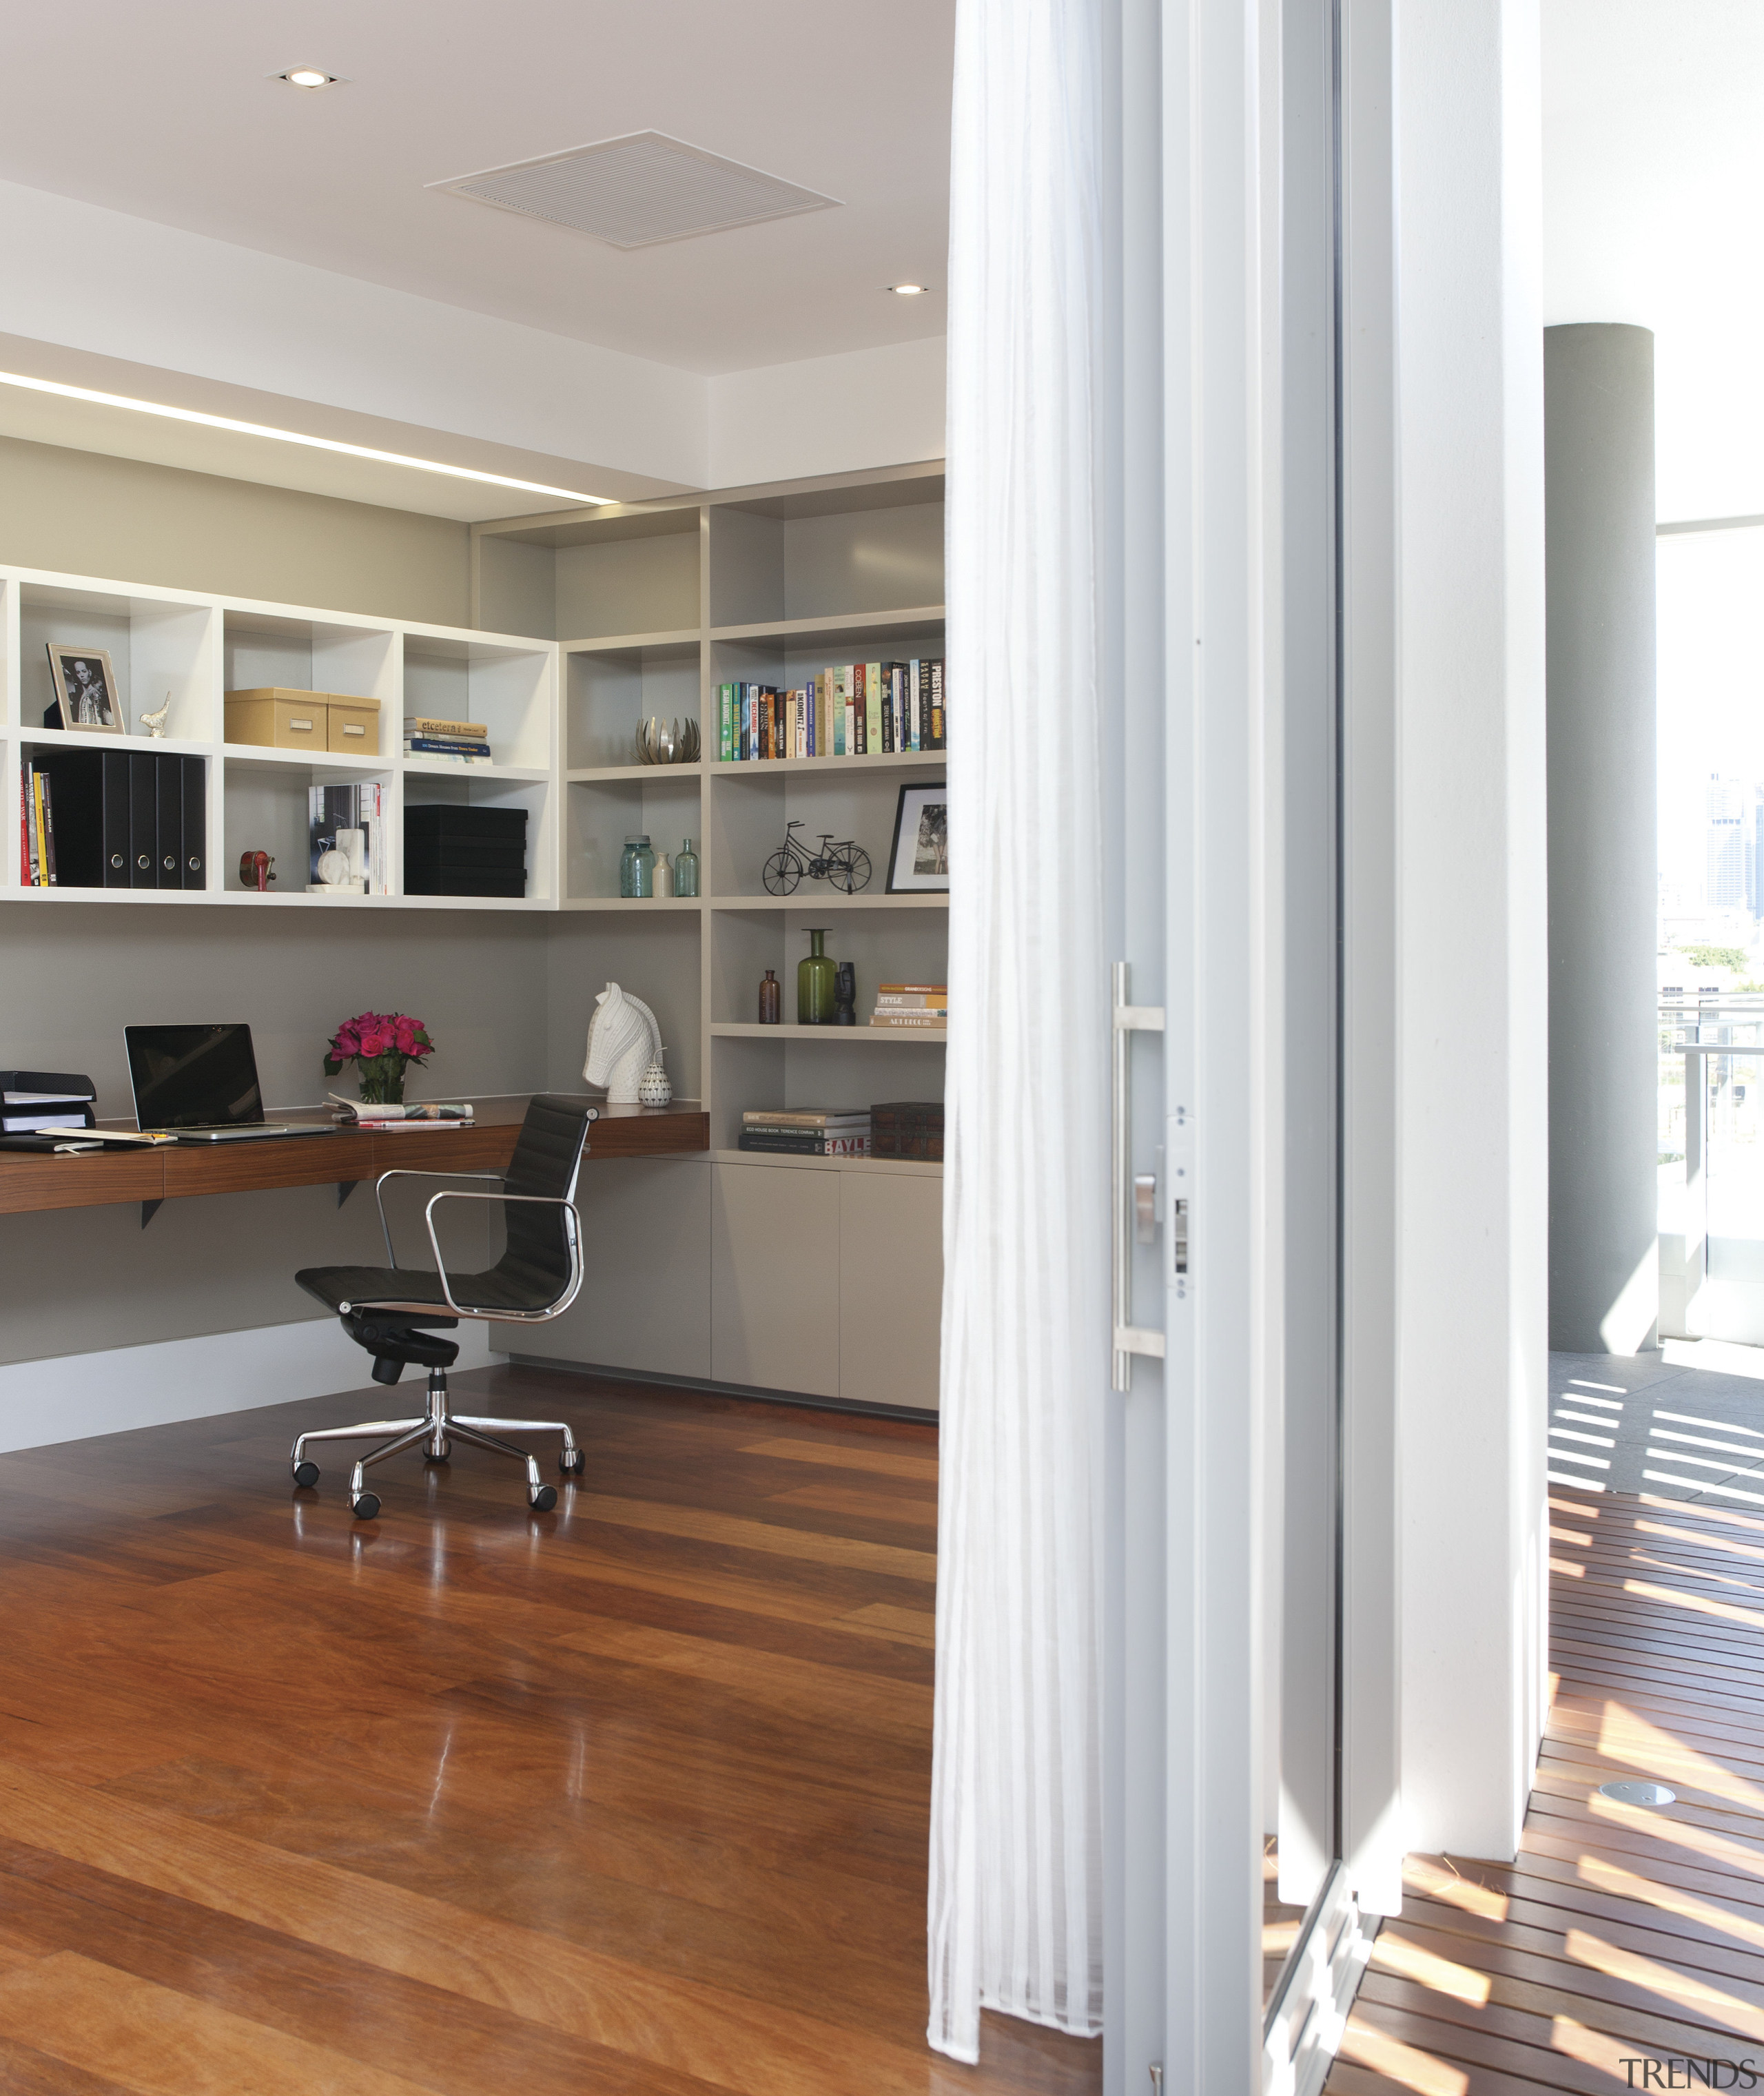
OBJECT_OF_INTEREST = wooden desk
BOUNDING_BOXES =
[0,1095,708,1226]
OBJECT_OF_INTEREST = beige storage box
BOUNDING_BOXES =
[225,690,380,756]
[327,699,380,754]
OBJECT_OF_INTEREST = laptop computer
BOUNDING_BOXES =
[123,1024,331,1142]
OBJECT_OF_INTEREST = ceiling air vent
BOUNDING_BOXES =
[430,131,841,249]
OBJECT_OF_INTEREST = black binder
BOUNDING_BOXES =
[180,754,205,889]
[128,752,156,887]
[155,754,182,889]
[33,750,205,890]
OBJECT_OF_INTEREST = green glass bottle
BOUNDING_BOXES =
[675,836,700,897]
[798,927,837,1025]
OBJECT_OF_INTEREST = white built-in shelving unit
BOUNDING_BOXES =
[1,462,947,1245]
[0,572,558,912]
[474,458,949,1180]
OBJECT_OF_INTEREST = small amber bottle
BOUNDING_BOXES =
[759,969,781,1024]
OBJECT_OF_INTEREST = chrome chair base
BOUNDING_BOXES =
[289,1367,583,1519]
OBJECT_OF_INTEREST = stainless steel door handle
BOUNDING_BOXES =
[1113,960,1167,1389]
[1134,1172,1158,1244]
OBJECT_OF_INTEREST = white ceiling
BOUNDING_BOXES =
[1545,0,1764,521]
[0,1,953,379]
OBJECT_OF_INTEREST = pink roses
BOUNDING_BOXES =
[324,1011,435,1097]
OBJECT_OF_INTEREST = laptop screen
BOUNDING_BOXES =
[125,1024,265,1131]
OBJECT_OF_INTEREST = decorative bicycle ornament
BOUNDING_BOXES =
[762,819,872,895]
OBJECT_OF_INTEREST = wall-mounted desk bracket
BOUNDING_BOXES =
[337,1180,361,1209]
[140,1199,163,1230]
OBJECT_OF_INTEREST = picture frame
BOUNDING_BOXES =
[885,779,950,893]
[46,644,124,734]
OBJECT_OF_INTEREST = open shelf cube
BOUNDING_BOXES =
[404,770,555,905]
[707,477,945,628]
[565,770,701,902]
[222,608,396,713]
[222,753,396,898]
[706,761,945,903]
[403,631,553,772]
[22,582,218,741]
[565,641,701,771]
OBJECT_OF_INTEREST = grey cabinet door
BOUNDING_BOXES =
[515,1158,710,1379]
[711,1162,841,1397]
[839,1171,943,1410]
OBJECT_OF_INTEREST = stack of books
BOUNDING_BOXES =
[19,763,58,885]
[404,716,493,766]
[739,1108,872,1158]
[717,658,945,762]
[870,983,947,1031]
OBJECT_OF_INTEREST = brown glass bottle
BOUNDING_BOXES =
[758,969,781,1024]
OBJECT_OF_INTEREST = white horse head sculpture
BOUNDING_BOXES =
[583,983,663,1104]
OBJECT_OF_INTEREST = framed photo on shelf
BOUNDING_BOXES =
[885,779,950,893]
[46,644,123,734]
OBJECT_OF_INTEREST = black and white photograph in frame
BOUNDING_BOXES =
[885,780,950,893]
[46,644,123,734]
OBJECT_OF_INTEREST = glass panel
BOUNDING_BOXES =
[1658,526,1764,1344]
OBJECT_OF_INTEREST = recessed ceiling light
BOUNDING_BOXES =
[278,68,338,90]
[889,283,928,296]
[0,370,609,505]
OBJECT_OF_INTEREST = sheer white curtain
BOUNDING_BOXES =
[927,0,1108,2064]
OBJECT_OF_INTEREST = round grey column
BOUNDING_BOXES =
[1546,323,1657,1355]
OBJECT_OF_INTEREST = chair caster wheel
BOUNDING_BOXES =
[424,1440,452,1463]
[352,1493,382,1521]
[558,1448,584,1477]
[529,1484,558,1513]
[291,1461,320,1488]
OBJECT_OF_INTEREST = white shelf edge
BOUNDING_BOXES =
[708,605,947,643]
[403,759,550,781]
[709,1147,941,1177]
[707,893,948,912]
[19,726,216,759]
[710,1023,947,1041]
[561,896,704,912]
[561,628,701,655]
[566,763,703,783]
[221,741,389,772]
[707,751,946,777]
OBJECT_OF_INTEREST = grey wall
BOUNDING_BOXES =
[0,435,471,626]
[1545,323,1659,1353]
[0,903,548,1364]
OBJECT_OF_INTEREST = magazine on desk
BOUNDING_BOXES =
[328,1096,475,1126]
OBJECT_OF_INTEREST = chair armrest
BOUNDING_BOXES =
[420,1187,583,1322]
[373,1167,504,1266]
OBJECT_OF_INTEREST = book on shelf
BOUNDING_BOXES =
[741,1107,870,1130]
[871,982,947,1027]
[404,746,493,766]
[739,1129,872,1157]
[405,717,488,739]
[715,659,946,763]
[309,781,389,894]
[19,763,57,886]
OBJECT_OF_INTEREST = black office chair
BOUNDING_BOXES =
[289,1094,597,1519]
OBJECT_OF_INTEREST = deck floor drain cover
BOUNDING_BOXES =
[1598,1780,1676,1806]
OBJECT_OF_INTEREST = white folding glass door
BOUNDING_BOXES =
[1099,0,1383,2089]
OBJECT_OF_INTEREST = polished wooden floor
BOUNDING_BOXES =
[1327,1484,1764,2094]
[0,1365,1100,2096]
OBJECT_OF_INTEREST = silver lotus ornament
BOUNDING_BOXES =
[635,717,701,766]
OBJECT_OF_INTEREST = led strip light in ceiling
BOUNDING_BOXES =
[0,369,609,505]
